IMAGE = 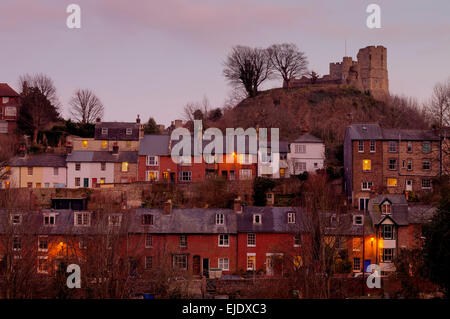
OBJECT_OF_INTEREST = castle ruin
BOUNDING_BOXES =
[287,45,389,99]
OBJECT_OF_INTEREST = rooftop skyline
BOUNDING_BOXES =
[1,0,449,126]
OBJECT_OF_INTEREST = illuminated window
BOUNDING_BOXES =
[247,254,256,271]
[362,160,371,171]
[353,238,362,251]
[279,168,285,178]
[36,183,41,188]
[387,178,397,187]
[82,140,88,148]
[381,202,391,214]
[121,162,129,172]
[5,181,10,188]
[146,170,159,181]
[100,178,105,184]
[102,140,107,149]
[162,172,168,180]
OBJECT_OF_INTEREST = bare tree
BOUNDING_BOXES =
[0,135,18,183]
[223,46,272,98]
[268,43,308,88]
[19,73,61,110]
[427,77,450,131]
[70,89,104,124]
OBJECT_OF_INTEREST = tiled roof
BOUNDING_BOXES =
[292,133,323,143]
[94,122,141,141]
[66,151,137,163]
[9,154,66,167]
[138,135,170,156]
[0,83,19,97]
[346,123,439,141]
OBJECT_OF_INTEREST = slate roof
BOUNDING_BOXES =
[138,135,170,156]
[346,123,439,141]
[407,205,436,224]
[0,83,19,97]
[94,122,141,141]
[292,133,323,143]
[9,154,66,167]
[66,151,137,163]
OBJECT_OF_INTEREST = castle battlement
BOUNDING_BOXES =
[287,45,389,100]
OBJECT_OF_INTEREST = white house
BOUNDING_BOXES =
[287,133,325,175]
[66,151,115,188]
[257,141,290,178]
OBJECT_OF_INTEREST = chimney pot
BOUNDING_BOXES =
[163,199,172,214]
[136,114,141,124]
[112,142,119,155]
[234,196,242,213]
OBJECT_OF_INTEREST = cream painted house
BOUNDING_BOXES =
[287,133,325,175]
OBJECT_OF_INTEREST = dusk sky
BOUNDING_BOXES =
[1,0,449,126]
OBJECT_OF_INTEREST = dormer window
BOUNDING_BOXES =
[102,128,108,135]
[10,214,22,225]
[108,215,122,226]
[74,212,91,226]
[2,97,9,104]
[287,212,296,224]
[43,213,56,226]
[142,214,153,225]
[381,202,391,214]
[216,213,224,225]
[126,128,132,135]
[253,214,262,224]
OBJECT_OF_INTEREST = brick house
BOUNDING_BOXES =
[344,123,440,210]
[0,83,20,134]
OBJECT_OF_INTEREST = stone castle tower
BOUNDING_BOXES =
[287,45,389,100]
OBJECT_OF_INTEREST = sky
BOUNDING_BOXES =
[1,0,449,126]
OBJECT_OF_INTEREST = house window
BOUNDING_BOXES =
[294,234,302,247]
[422,179,431,189]
[294,144,306,153]
[13,236,21,250]
[102,128,108,135]
[382,224,394,240]
[358,141,364,152]
[238,154,253,165]
[11,214,22,225]
[294,161,307,172]
[247,253,256,271]
[229,170,235,180]
[36,183,41,188]
[27,167,33,176]
[382,248,394,262]
[82,140,88,148]
[422,142,431,153]
[179,235,187,248]
[422,159,431,170]
[142,214,154,225]
[145,234,153,248]
[0,122,7,133]
[280,168,285,178]
[353,258,361,271]
[253,214,262,224]
[146,156,159,166]
[100,178,105,184]
[388,159,397,170]
[362,160,371,171]
[145,256,153,269]
[75,177,80,187]
[102,140,108,149]
[381,202,391,214]
[247,233,256,247]
[218,258,229,271]
[359,198,369,211]
[387,178,397,187]
[388,141,397,152]
[361,181,373,191]
[287,212,296,224]
[216,213,224,225]
[172,255,188,270]
[353,238,362,251]
[126,128,132,135]
[38,236,48,252]
[146,170,159,181]
[121,162,129,172]
[218,234,229,247]
[38,256,48,274]
[101,162,106,171]
[407,141,413,153]
[2,97,9,104]
[43,214,56,226]
[53,167,59,176]
[79,238,87,249]
[108,215,122,226]
[239,169,252,180]
[74,212,90,226]
[75,163,81,171]
[353,215,363,225]
[27,182,32,188]
[407,159,413,171]
[370,140,376,152]
[180,171,192,182]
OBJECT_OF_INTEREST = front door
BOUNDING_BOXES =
[266,255,274,276]
[92,178,97,187]
[170,173,175,183]
[193,256,201,276]
[406,180,412,191]
[83,178,89,188]
[202,258,209,278]
[364,260,371,272]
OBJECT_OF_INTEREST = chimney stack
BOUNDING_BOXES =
[96,117,101,124]
[136,114,141,124]
[163,199,172,214]
[112,142,119,155]
[66,141,73,155]
[234,196,242,213]
[18,144,26,158]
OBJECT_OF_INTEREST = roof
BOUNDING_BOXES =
[368,194,409,226]
[292,133,323,143]
[0,83,19,97]
[138,135,170,156]
[346,123,439,141]
[94,122,141,141]
[66,151,137,163]
[407,205,436,224]
[9,154,66,167]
